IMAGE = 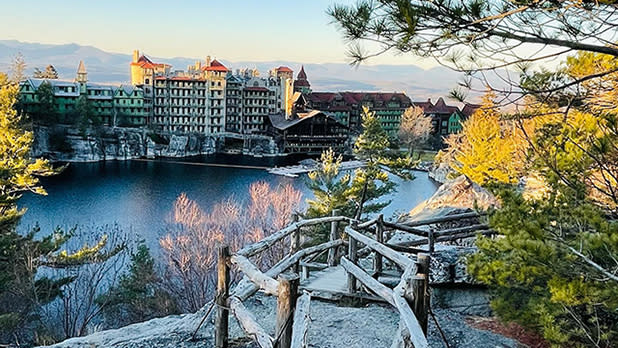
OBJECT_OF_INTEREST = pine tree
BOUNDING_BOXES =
[34,81,57,124]
[466,55,618,346]
[33,65,59,79]
[349,106,401,219]
[306,107,415,225]
[306,149,353,218]
[97,244,178,327]
[0,68,117,344]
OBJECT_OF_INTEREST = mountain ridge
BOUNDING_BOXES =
[0,40,475,101]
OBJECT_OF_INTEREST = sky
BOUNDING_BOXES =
[0,0,437,68]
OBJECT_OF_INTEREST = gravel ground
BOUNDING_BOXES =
[43,293,518,348]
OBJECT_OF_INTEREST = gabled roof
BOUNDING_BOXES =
[429,97,460,114]
[131,54,167,69]
[120,84,136,96]
[292,92,306,106]
[226,74,242,82]
[308,92,338,104]
[204,59,229,72]
[461,103,481,117]
[412,99,434,111]
[276,66,293,73]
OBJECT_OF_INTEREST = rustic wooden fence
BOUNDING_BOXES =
[211,211,490,348]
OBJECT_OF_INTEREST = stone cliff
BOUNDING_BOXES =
[32,125,278,162]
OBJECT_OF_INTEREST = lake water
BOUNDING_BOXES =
[18,155,439,251]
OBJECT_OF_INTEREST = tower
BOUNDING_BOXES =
[293,65,311,94]
[76,60,88,84]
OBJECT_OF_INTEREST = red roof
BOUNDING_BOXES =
[276,66,293,73]
[429,97,460,114]
[131,55,167,70]
[308,92,337,103]
[412,99,434,111]
[204,59,229,72]
[461,103,481,117]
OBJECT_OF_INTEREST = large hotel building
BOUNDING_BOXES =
[18,50,478,153]
[129,51,295,135]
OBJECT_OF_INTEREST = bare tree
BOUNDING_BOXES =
[159,182,303,312]
[38,224,130,340]
[397,106,433,157]
[9,53,26,83]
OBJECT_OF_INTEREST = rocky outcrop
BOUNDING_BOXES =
[32,125,279,162]
[33,126,154,162]
[390,175,500,285]
[428,161,457,184]
[401,175,499,224]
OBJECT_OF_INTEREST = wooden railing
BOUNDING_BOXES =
[210,210,491,348]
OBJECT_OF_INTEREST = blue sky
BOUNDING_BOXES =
[0,0,436,67]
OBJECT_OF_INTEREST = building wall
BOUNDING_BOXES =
[18,79,147,127]
[153,78,209,133]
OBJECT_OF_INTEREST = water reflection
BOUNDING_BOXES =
[19,157,439,252]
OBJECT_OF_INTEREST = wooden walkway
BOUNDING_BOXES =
[206,211,492,348]
[302,266,347,293]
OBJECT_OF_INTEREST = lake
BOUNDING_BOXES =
[18,155,440,252]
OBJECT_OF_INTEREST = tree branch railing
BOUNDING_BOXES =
[216,215,349,348]
[214,212,488,348]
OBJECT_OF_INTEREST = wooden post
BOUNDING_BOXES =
[416,253,430,276]
[291,214,300,274]
[413,253,430,335]
[347,224,358,294]
[428,228,435,253]
[291,214,300,254]
[290,293,311,348]
[215,245,230,348]
[276,274,300,348]
[327,209,339,266]
[373,214,384,276]
[411,275,428,335]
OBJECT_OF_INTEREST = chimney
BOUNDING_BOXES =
[427,98,431,103]
[132,50,139,63]
[195,61,201,70]
[206,56,211,67]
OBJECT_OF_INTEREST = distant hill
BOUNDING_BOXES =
[0,40,488,102]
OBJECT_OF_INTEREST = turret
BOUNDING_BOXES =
[76,60,88,84]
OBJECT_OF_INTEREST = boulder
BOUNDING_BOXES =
[401,175,499,224]
[428,161,457,184]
